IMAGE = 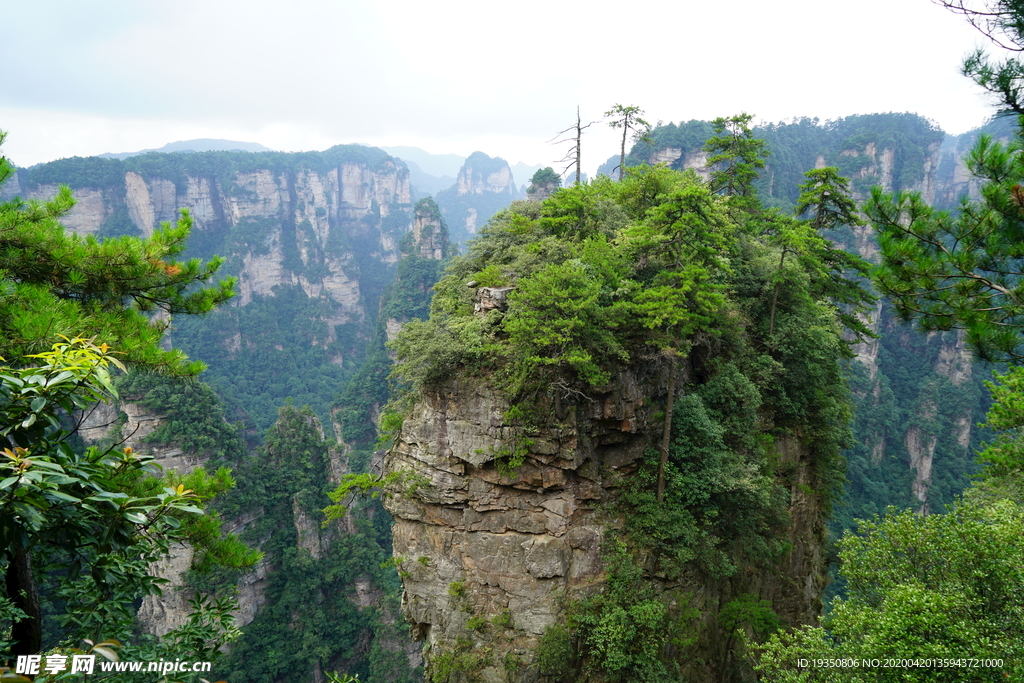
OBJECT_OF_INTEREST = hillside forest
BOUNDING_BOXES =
[5,3,1024,682]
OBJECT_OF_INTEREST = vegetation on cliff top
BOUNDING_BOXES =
[387,117,872,681]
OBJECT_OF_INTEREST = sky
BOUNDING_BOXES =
[0,0,1005,178]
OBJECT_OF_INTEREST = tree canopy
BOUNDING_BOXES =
[0,130,235,374]
[866,127,1024,363]
[0,338,255,660]
[0,130,249,666]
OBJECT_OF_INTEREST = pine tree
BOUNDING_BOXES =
[0,130,235,374]
[866,130,1024,362]
[605,104,651,181]
[703,113,768,217]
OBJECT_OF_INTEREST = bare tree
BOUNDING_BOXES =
[550,106,596,185]
[935,0,1024,51]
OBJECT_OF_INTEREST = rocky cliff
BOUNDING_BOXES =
[21,147,411,316]
[383,362,830,682]
[17,146,415,435]
[434,152,519,245]
[379,177,849,682]
[77,377,268,638]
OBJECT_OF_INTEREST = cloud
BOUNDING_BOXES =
[0,0,998,171]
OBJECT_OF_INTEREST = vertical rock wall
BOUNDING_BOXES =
[383,363,829,682]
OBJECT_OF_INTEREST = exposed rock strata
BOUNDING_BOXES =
[25,154,413,352]
[383,365,828,681]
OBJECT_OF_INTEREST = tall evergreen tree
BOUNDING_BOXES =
[604,104,651,181]
[703,113,769,217]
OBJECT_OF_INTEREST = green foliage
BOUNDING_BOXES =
[796,167,863,230]
[392,171,743,409]
[619,386,791,579]
[387,154,856,681]
[468,263,508,287]
[605,104,652,180]
[172,285,354,434]
[867,122,1024,363]
[22,155,127,189]
[528,167,561,187]
[721,594,780,639]
[428,637,490,683]
[327,673,362,683]
[831,323,986,548]
[977,365,1024,480]
[22,144,399,196]
[623,113,945,210]
[0,139,235,377]
[388,315,490,392]
[704,113,769,216]
[753,499,1024,682]
[766,167,876,341]
[490,609,512,629]
[565,541,679,683]
[117,372,247,464]
[381,255,444,321]
[216,406,417,683]
[0,161,234,374]
[624,119,714,169]
[502,256,626,390]
[98,206,142,239]
[536,624,574,678]
[322,468,426,522]
[0,339,249,657]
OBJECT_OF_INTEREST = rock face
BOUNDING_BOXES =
[434,152,519,245]
[383,364,828,681]
[21,148,413,348]
[648,147,712,180]
[77,398,210,637]
[411,198,449,261]
[455,155,517,197]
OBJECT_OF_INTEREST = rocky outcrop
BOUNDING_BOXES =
[523,167,564,203]
[435,153,518,244]
[77,398,212,636]
[411,198,449,261]
[77,399,202,473]
[25,184,110,235]
[383,363,829,681]
[649,148,712,180]
[135,543,196,637]
[383,372,647,680]
[455,154,517,198]
[905,329,975,513]
[839,140,943,203]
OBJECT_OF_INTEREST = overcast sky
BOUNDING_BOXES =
[0,0,1004,177]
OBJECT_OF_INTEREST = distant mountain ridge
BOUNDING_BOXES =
[98,138,274,159]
